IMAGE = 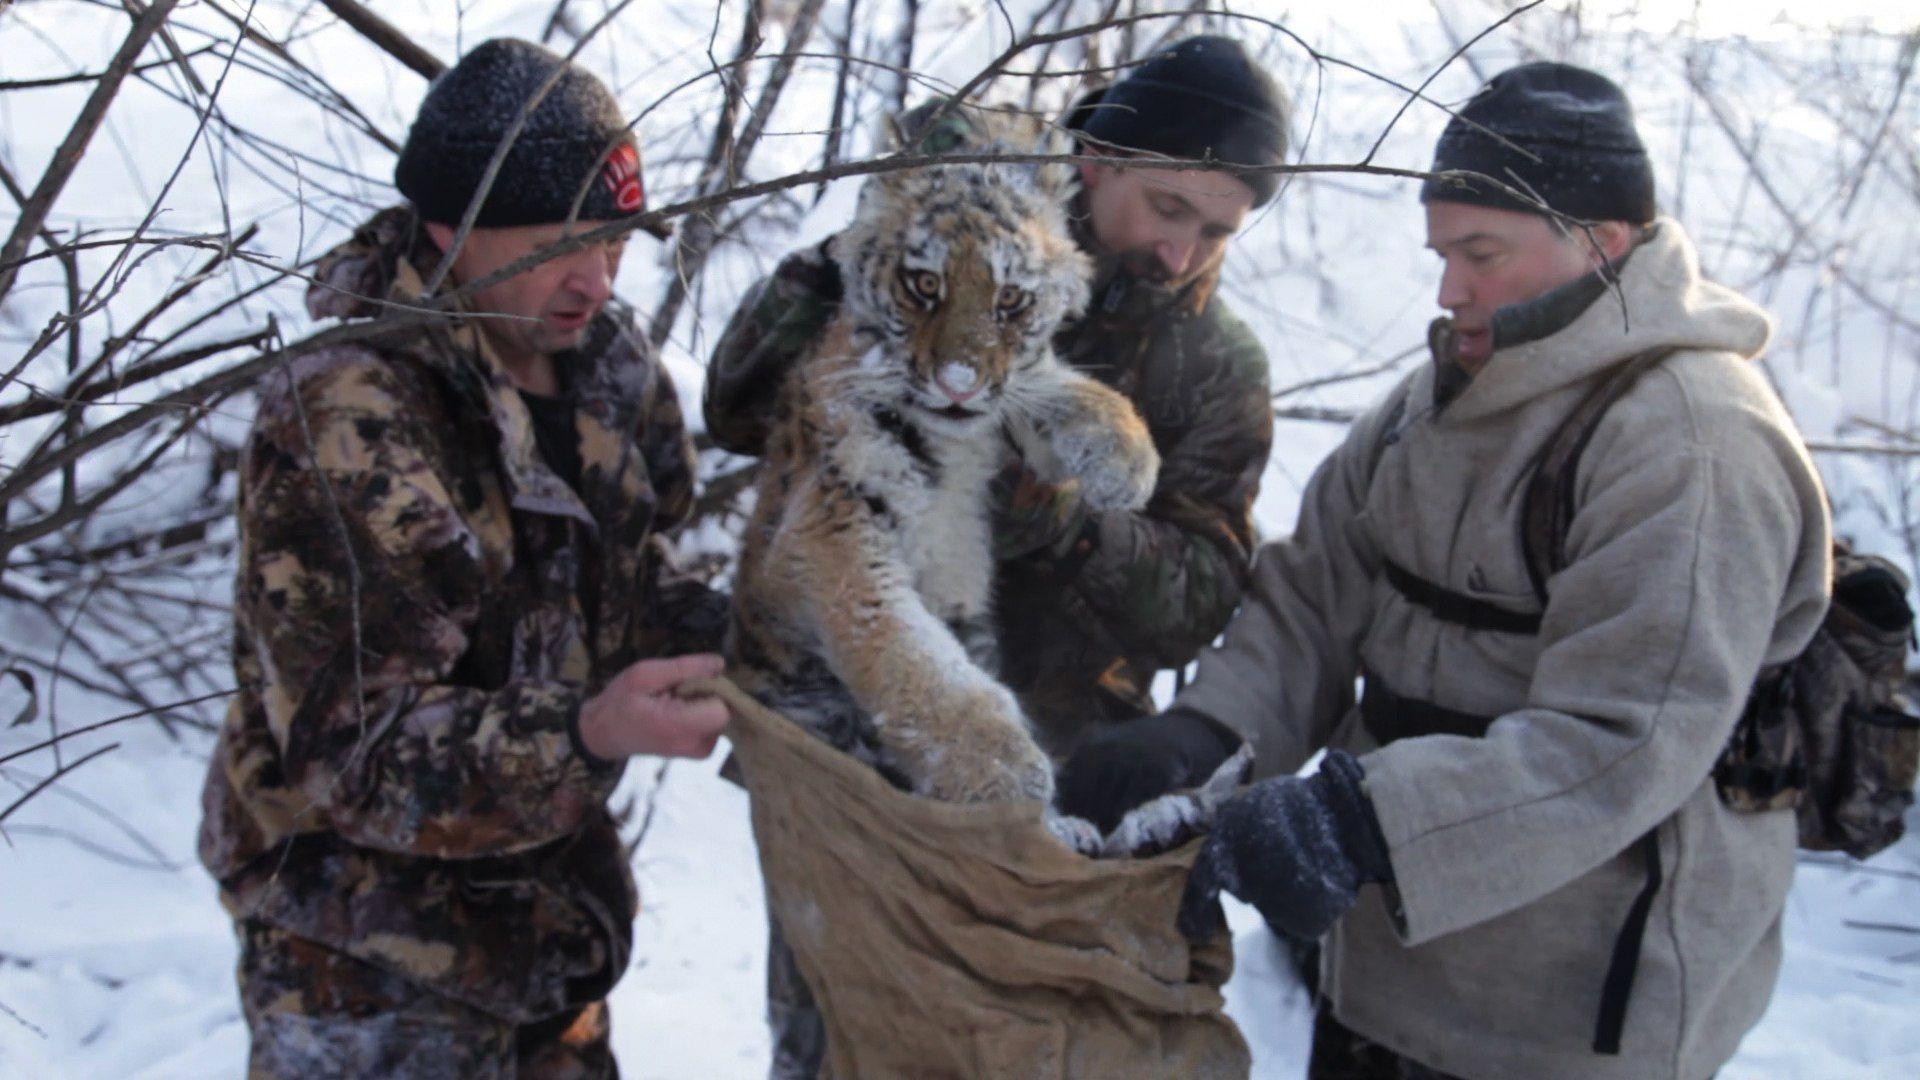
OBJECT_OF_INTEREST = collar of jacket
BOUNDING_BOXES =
[309,205,645,529]
[1423,263,1616,412]
[1423,218,1773,424]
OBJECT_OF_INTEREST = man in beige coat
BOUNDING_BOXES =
[1058,62,1832,1080]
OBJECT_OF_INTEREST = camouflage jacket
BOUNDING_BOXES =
[704,223,1273,749]
[198,207,721,1023]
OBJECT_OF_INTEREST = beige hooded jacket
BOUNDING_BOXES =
[1176,219,1832,1080]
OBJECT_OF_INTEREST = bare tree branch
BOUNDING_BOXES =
[315,0,444,79]
[0,744,118,827]
[650,0,835,350]
[0,44,216,91]
[0,0,183,307]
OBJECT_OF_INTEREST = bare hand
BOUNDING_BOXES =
[578,653,730,761]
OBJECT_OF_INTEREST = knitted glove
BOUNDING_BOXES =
[1177,750,1394,941]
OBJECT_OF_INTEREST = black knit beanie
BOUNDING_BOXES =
[1421,61,1655,224]
[1065,35,1290,207]
[395,39,644,227]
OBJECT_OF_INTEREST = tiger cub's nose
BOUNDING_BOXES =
[935,363,983,404]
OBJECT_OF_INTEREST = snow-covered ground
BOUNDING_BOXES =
[3,711,1917,1078]
[4,1,1919,1076]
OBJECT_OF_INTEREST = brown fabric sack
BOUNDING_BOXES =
[697,678,1251,1080]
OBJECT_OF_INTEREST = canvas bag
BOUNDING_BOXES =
[694,677,1251,1080]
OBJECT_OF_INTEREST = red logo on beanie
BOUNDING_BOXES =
[600,143,644,214]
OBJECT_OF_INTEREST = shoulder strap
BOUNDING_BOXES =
[1519,348,1676,606]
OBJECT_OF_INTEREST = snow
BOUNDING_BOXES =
[4,0,1919,1077]
[9,710,1914,1077]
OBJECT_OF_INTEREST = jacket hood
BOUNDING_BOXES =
[307,205,422,321]
[1439,217,1773,423]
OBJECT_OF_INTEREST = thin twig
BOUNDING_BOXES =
[0,45,216,91]
[1362,1,1547,163]
[650,0,831,349]
[0,744,119,826]
[1271,343,1423,401]
[0,326,273,429]
[0,690,232,767]
[0,0,184,306]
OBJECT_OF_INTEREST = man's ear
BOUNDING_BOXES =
[1077,160,1107,192]
[422,221,456,252]
[1587,220,1635,265]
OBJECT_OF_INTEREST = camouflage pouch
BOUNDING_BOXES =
[1714,545,1920,859]
[1711,665,1805,815]
[1824,704,1920,857]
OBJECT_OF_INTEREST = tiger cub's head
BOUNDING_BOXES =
[830,106,1091,428]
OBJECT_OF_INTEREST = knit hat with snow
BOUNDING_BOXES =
[1065,35,1290,207]
[1421,61,1655,223]
[395,39,644,227]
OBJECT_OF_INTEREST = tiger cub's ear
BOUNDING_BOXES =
[1023,122,1079,204]
[887,98,977,156]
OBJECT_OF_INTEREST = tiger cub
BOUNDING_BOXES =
[728,108,1159,809]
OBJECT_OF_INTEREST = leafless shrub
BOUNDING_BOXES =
[0,0,1913,841]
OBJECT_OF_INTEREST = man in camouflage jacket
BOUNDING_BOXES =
[706,37,1285,759]
[198,41,727,1077]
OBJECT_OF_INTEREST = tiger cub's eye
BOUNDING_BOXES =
[899,268,943,306]
[995,284,1033,318]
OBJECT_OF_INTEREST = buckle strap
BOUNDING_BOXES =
[1717,760,1809,801]
[1382,558,1543,636]
[1593,831,1664,1054]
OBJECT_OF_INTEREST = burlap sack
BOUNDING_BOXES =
[697,677,1251,1080]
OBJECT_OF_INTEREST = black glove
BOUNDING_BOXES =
[1177,750,1394,941]
[1057,708,1242,834]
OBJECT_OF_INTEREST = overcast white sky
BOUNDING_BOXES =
[1266,0,1914,37]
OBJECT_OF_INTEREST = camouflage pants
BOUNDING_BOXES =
[237,921,616,1079]
[1307,1007,1463,1080]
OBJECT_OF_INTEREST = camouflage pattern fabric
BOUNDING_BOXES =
[200,205,722,1031]
[704,211,1272,753]
[1716,543,1919,857]
[239,921,615,1079]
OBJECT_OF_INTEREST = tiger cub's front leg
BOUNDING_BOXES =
[798,504,1053,804]
[1009,365,1159,513]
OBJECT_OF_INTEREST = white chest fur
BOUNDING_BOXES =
[826,403,1002,618]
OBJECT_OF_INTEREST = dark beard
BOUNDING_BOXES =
[1116,249,1177,286]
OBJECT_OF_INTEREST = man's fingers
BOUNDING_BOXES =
[624,652,726,695]
[663,695,730,735]
[649,695,729,759]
